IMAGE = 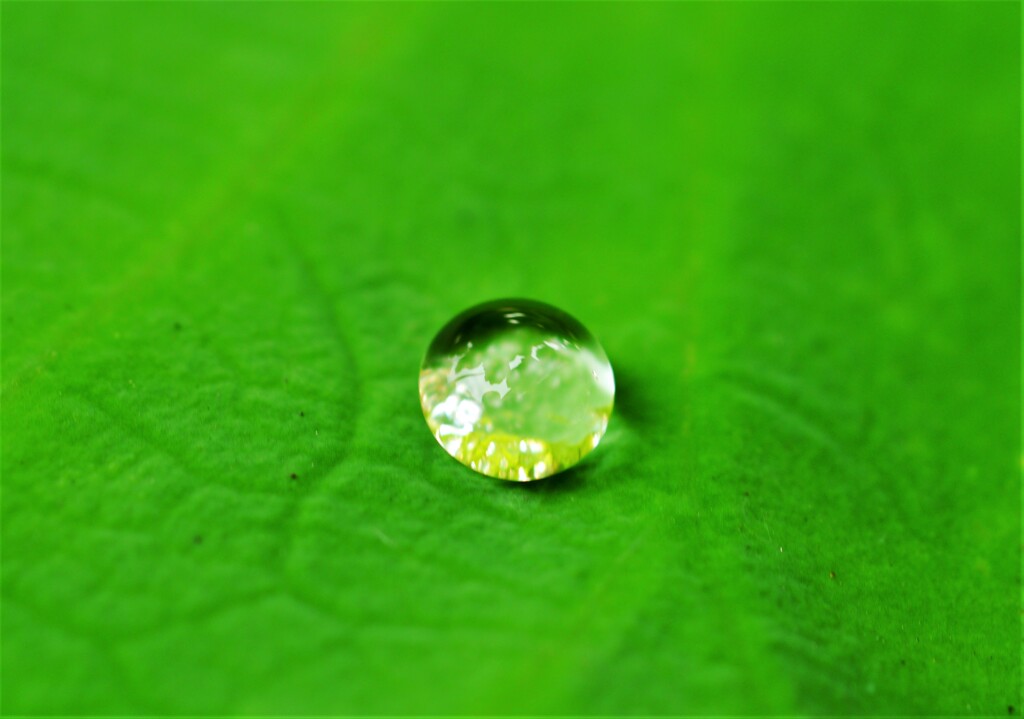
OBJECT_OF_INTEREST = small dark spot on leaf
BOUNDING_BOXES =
[173,322,182,331]
[743,491,749,497]
[900,659,906,666]
[299,411,305,417]
[829,570,836,579]
[1009,706,1015,715]
[290,473,298,480]
[193,535,203,545]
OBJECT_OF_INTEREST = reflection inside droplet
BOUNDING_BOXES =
[419,298,615,481]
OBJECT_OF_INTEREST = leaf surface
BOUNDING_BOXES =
[2,3,1019,714]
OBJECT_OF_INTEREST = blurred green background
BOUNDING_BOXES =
[2,2,1019,715]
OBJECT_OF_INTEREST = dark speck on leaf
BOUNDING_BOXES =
[829,570,837,579]
[300,411,305,417]
[1009,706,1015,715]
[193,535,203,544]
[173,322,182,331]
[290,473,298,480]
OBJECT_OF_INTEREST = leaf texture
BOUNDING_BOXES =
[2,3,1019,715]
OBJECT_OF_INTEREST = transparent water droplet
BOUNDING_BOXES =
[419,299,615,481]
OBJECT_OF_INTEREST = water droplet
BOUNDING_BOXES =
[419,299,614,481]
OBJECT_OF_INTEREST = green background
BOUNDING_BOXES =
[2,2,1019,715]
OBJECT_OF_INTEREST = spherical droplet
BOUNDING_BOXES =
[419,299,615,481]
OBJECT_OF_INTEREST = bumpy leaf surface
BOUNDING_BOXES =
[2,3,1019,714]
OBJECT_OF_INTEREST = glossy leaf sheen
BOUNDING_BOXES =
[2,3,1019,715]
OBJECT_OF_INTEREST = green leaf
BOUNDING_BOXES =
[2,3,1018,715]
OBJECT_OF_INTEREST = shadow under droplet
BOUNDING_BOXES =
[611,363,662,433]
